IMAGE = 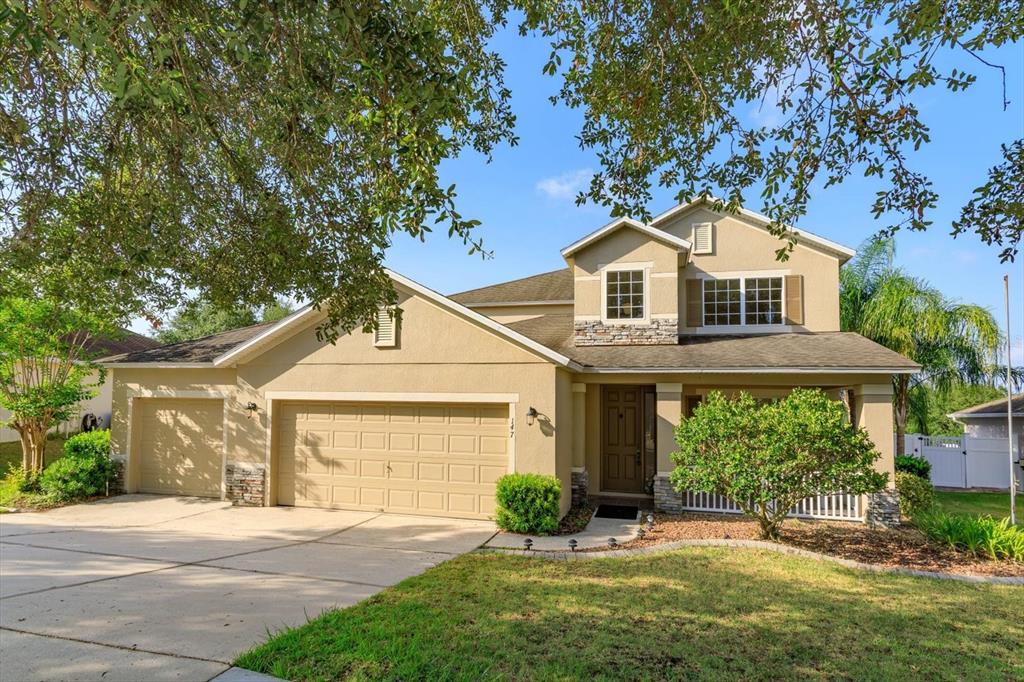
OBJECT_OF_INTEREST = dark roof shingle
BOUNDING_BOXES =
[81,329,161,358]
[449,269,573,306]
[505,315,918,371]
[950,393,1024,418]
[99,322,275,364]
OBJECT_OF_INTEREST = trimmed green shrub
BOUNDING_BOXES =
[916,512,1024,561]
[895,471,934,518]
[494,473,561,535]
[39,430,116,502]
[63,429,113,459]
[895,454,931,480]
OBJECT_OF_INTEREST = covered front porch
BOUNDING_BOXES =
[567,375,897,523]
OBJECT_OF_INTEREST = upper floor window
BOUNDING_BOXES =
[606,269,645,320]
[703,276,783,327]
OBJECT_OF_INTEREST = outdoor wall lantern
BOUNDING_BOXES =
[526,407,538,426]
[244,402,259,419]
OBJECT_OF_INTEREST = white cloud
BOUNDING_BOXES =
[536,169,592,200]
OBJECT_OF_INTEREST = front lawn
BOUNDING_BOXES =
[934,490,1022,522]
[0,436,67,475]
[237,548,1023,681]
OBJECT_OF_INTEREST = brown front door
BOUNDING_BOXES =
[602,386,644,493]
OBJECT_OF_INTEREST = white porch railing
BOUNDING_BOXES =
[679,490,863,521]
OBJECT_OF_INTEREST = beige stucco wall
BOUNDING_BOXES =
[657,206,841,332]
[570,228,681,320]
[110,284,572,513]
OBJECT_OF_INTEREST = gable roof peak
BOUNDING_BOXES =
[560,216,692,259]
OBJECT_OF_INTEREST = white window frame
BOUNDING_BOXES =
[696,270,791,333]
[600,262,651,325]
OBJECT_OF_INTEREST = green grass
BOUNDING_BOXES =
[934,490,1023,521]
[236,548,1024,681]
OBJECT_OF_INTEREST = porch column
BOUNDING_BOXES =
[571,383,589,505]
[853,383,900,527]
[654,383,683,513]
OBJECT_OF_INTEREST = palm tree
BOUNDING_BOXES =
[840,239,1014,455]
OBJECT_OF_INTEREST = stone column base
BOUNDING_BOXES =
[866,490,901,528]
[571,469,589,507]
[225,463,267,506]
[654,475,682,514]
[109,455,127,494]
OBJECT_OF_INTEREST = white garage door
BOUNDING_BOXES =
[277,401,509,519]
[137,398,223,497]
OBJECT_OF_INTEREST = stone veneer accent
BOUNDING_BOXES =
[865,489,901,528]
[574,318,678,346]
[225,463,267,507]
[571,469,589,506]
[653,475,682,513]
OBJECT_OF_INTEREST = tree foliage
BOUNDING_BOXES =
[521,0,1023,256]
[1,0,517,338]
[906,382,1004,435]
[671,390,887,539]
[953,140,1024,263]
[839,237,1016,452]
[0,298,111,471]
[153,299,294,345]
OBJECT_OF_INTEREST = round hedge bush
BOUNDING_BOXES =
[895,454,931,480]
[895,471,935,519]
[39,430,116,502]
[494,473,562,535]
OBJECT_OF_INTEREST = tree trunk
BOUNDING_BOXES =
[893,375,909,456]
[16,422,48,473]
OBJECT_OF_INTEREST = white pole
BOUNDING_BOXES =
[1004,274,1016,525]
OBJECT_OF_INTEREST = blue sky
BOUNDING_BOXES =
[385,25,1024,362]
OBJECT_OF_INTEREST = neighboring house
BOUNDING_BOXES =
[100,199,917,523]
[0,330,159,443]
[949,393,1024,439]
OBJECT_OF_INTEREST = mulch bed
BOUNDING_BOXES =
[619,512,1023,577]
[555,503,596,535]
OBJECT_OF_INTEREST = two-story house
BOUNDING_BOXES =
[101,199,917,524]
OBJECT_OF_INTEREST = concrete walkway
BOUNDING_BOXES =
[0,495,496,681]
[485,510,643,550]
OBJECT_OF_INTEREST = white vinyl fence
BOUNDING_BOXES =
[905,434,1023,491]
[678,490,863,521]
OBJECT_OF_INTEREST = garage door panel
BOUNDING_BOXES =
[138,399,222,497]
[278,401,508,519]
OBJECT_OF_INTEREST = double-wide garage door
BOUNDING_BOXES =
[277,401,509,519]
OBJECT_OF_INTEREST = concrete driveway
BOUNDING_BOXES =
[0,495,496,681]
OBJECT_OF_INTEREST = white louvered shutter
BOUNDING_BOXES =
[374,307,397,347]
[692,222,713,254]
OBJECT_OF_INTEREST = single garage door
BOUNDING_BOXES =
[277,401,509,519]
[137,398,223,497]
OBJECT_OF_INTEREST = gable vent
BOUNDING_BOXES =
[374,307,397,347]
[692,222,713,255]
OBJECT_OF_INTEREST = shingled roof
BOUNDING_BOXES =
[449,269,573,306]
[505,315,918,371]
[949,393,1024,419]
[81,329,161,358]
[99,322,275,364]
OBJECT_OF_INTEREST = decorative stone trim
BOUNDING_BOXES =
[571,469,589,506]
[574,318,678,346]
[109,454,127,495]
[653,475,682,513]
[866,490,901,528]
[225,463,266,507]
[478,540,1023,585]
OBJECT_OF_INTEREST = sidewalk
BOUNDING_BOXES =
[485,513,644,550]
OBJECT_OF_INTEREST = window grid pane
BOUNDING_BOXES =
[702,279,741,326]
[606,270,645,319]
[745,277,783,325]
